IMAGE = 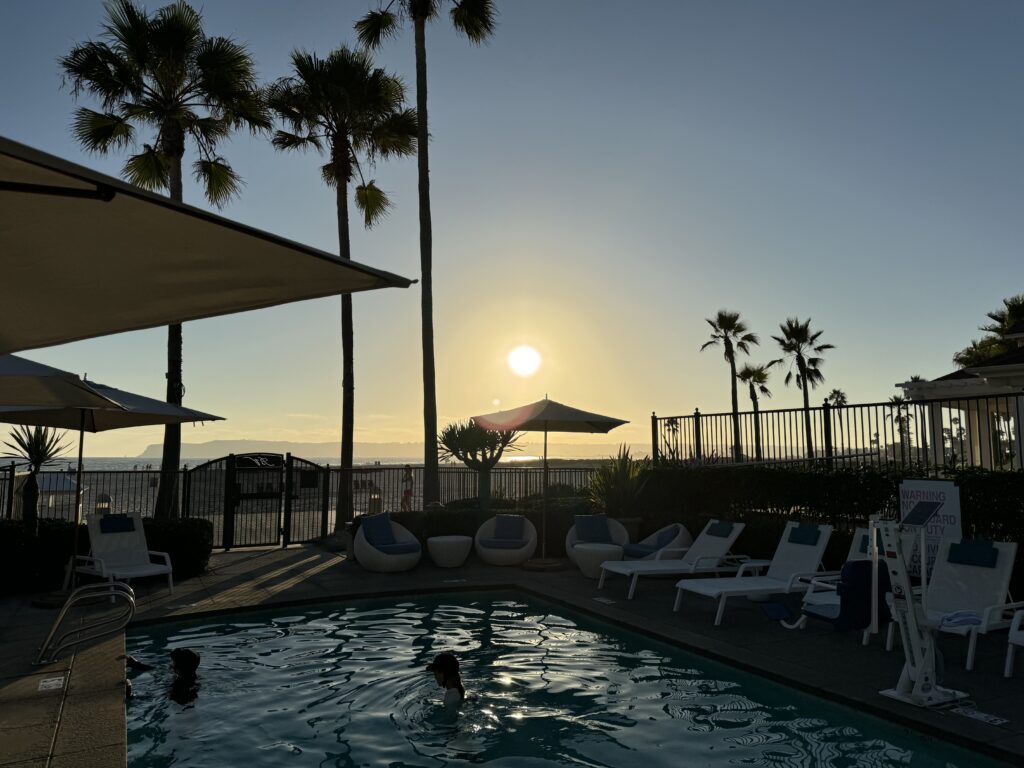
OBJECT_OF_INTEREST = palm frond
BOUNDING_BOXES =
[450,0,497,43]
[193,156,242,206]
[355,181,392,228]
[2,425,71,472]
[365,108,418,159]
[272,130,321,152]
[71,107,135,153]
[355,9,402,49]
[122,145,169,190]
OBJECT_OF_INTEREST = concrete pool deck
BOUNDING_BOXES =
[2,544,1023,766]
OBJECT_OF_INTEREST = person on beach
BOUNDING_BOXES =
[427,652,465,707]
[401,465,414,512]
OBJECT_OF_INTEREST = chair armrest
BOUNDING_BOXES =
[787,571,828,590]
[656,546,691,561]
[980,600,1024,631]
[806,575,842,592]
[736,559,771,577]
[1011,609,1024,636]
[75,554,107,575]
[148,550,173,567]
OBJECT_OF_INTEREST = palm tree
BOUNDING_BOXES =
[438,420,518,512]
[62,0,269,519]
[356,0,497,510]
[736,361,779,461]
[887,395,914,464]
[953,294,1024,367]
[826,388,847,453]
[772,318,834,460]
[700,311,758,461]
[3,426,70,532]
[268,47,416,530]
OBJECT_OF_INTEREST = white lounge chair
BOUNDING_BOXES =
[354,513,422,573]
[565,515,629,565]
[475,514,537,566]
[1004,610,1024,678]
[72,512,173,593]
[676,521,833,626]
[599,520,746,599]
[621,523,693,560]
[892,538,1020,671]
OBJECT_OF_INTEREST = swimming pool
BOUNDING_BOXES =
[127,592,999,767]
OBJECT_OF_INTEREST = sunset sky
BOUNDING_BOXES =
[2,0,1022,458]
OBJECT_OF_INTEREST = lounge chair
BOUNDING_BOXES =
[621,523,692,560]
[890,538,1021,671]
[474,514,537,566]
[1004,610,1024,678]
[565,515,629,565]
[354,513,422,573]
[598,520,746,599]
[72,512,173,593]
[675,521,833,626]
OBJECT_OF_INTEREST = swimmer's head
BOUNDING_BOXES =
[171,648,200,677]
[427,652,460,687]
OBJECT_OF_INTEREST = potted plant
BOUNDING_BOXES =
[3,426,71,533]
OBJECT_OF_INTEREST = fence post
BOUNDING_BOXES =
[181,467,191,519]
[282,453,293,548]
[693,409,703,461]
[5,462,14,519]
[651,412,660,467]
[320,465,331,539]
[223,454,236,550]
[822,399,834,470]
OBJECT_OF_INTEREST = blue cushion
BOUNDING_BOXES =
[479,538,528,550]
[788,523,821,546]
[99,515,134,534]
[948,540,998,569]
[623,543,658,558]
[361,513,396,547]
[493,515,525,540]
[706,521,733,538]
[575,515,612,543]
[655,525,679,548]
[373,541,420,555]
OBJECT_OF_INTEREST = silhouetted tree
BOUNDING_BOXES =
[737,361,779,461]
[773,318,834,459]
[701,311,758,461]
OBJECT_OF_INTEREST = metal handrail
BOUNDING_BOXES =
[34,582,136,665]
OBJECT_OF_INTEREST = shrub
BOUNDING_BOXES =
[143,517,213,580]
[0,519,34,594]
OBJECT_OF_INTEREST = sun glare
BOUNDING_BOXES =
[507,345,541,377]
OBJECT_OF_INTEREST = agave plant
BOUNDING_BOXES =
[589,446,649,517]
[2,426,71,531]
[438,420,519,512]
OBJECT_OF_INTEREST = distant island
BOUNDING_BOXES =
[137,438,645,462]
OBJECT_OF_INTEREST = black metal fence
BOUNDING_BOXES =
[10,460,597,550]
[653,393,1024,472]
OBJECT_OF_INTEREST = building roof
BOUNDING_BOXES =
[932,369,979,382]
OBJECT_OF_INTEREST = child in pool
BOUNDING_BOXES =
[427,652,465,707]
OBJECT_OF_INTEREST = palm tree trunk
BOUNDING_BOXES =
[798,358,815,459]
[155,139,185,520]
[414,16,439,509]
[726,342,741,462]
[335,171,354,532]
[750,386,763,462]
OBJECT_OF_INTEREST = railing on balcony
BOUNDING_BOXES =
[652,393,1024,472]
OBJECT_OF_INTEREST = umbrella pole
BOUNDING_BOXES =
[542,428,548,559]
[69,411,85,591]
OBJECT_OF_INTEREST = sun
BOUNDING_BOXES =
[507,345,541,377]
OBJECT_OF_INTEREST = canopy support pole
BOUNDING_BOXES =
[69,410,85,591]
[542,427,549,558]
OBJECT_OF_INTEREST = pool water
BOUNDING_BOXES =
[126,592,998,767]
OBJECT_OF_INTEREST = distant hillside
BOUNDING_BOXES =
[138,439,647,461]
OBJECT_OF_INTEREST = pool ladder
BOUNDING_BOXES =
[34,582,136,665]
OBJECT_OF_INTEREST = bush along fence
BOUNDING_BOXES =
[637,463,1024,595]
[652,392,1024,472]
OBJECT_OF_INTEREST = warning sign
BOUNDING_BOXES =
[899,479,961,576]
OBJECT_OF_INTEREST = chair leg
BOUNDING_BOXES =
[1005,644,1016,679]
[862,628,870,646]
[62,557,72,592]
[597,569,607,590]
[966,629,978,672]
[886,622,895,651]
[714,595,728,626]
[627,574,639,600]
[168,572,174,595]
[673,587,683,612]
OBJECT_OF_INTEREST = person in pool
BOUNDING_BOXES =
[427,652,465,707]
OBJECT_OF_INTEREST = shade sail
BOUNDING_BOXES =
[0,136,413,355]
[473,398,628,434]
[0,354,122,409]
[0,380,221,432]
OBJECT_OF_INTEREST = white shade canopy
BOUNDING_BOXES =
[473,398,628,434]
[0,354,121,409]
[0,136,413,355]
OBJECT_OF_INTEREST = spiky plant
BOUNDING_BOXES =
[438,420,519,512]
[268,46,416,530]
[700,310,759,462]
[62,0,269,518]
[3,426,71,531]
[356,0,498,511]
[773,318,834,460]
[589,446,649,517]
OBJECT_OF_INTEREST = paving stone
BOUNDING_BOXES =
[49,742,126,768]
[51,692,126,757]
[0,722,53,766]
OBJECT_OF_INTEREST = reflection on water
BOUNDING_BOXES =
[127,595,989,768]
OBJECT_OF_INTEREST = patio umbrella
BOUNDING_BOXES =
[473,398,627,559]
[0,136,413,354]
[0,354,121,408]
[0,379,222,590]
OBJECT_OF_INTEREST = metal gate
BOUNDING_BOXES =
[182,453,329,549]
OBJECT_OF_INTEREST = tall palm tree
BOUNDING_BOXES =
[736,361,779,461]
[62,0,269,519]
[772,318,834,459]
[3,426,70,532]
[826,387,848,455]
[700,311,758,461]
[268,46,416,530]
[887,395,914,464]
[356,0,497,509]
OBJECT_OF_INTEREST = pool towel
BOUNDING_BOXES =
[940,610,982,628]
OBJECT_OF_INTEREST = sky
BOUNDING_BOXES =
[1,0,1022,459]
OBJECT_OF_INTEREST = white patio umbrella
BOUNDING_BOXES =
[0,136,413,354]
[0,379,222,589]
[0,354,121,408]
[473,398,627,560]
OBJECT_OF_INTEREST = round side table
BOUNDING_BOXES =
[427,535,473,568]
[574,542,623,579]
